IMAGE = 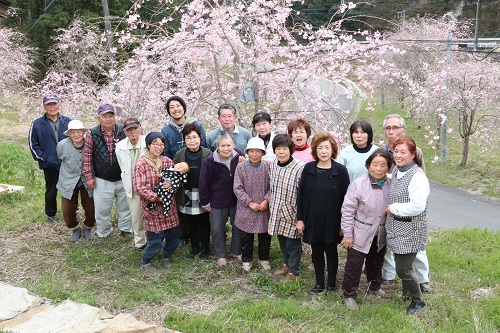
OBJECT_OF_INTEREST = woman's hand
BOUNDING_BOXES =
[385,206,394,217]
[249,202,260,212]
[341,237,353,249]
[238,156,246,163]
[258,200,269,211]
[162,181,174,193]
[203,205,212,213]
[296,220,305,235]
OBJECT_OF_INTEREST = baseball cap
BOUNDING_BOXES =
[43,94,60,105]
[97,103,115,115]
[123,117,141,130]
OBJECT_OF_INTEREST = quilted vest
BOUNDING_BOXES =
[90,125,125,182]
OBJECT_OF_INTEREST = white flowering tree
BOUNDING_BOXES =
[0,26,36,102]
[29,0,393,136]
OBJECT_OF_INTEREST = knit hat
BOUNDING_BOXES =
[245,137,267,155]
[145,132,165,146]
[165,96,187,116]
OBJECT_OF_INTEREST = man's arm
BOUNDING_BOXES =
[28,120,44,162]
[83,132,96,188]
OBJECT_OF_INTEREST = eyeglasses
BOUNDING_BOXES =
[384,126,403,131]
[185,136,200,141]
[219,114,235,119]
[151,143,165,148]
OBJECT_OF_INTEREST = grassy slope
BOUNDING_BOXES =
[1,100,499,332]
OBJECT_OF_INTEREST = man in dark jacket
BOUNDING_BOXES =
[161,96,207,159]
[83,103,132,240]
[29,94,71,223]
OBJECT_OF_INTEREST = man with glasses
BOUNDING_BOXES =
[29,94,71,223]
[116,118,148,250]
[83,104,132,240]
[206,104,251,152]
[382,114,433,293]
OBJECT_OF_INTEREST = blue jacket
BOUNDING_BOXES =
[29,113,71,170]
[161,117,207,159]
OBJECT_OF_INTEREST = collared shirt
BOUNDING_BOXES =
[128,140,140,168]
[83,127,116,183]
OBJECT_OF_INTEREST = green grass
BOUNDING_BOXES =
[0,97,499,332]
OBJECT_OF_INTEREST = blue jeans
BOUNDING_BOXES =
[141,226,181,265]
[277,235,302,276]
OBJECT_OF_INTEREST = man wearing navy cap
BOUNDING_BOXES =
[83,104,132,240]
[29,94,71,223]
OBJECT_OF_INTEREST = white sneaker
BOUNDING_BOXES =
[259,260,271,271]
[344,297,358,310]
[242,262,252,272]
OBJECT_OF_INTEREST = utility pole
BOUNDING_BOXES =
[440,31,452,165]
[101,0,115,65]
[474,0,480,51]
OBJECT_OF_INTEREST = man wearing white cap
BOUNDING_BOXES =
[83,103,132,240]
[56,120,95,242]
[116,117,148,250]
[29,94,71,223]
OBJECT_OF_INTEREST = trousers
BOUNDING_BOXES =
[61,185,95,228]
[383,248,430,284]
[93,177,131,238]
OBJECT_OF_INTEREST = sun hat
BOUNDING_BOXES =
[245,137,267,155]
[63,120,88,136]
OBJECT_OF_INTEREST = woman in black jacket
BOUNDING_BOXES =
[296,132,350,293]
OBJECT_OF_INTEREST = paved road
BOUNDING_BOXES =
[428,181,500,231]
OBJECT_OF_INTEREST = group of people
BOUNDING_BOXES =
[29,94,431,315]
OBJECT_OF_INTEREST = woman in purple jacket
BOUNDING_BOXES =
[199,131,245,267]
[340,149,392,310]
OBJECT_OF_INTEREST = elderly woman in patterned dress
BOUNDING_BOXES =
[268,134,305,282]
[233,137,272,272]
[385,137,429,315]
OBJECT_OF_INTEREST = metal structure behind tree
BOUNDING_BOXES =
[440,31,452,165]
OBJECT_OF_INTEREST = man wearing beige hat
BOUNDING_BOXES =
[83,103,132,240]
[116,117,148,250]
[29,94,71,223]
[56,120,95,242]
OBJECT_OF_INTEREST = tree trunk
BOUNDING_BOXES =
[460,135,469,167]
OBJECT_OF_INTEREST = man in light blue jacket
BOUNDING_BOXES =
[116,118,148,250]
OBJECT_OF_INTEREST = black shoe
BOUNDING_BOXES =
[407,300,426,315]
[199,249,210,260]
[310,284,325,293]
[326,286,337,292]
[47,216,57,223]
[186,248,201,259]
[134,244,146,251]
[120,231,133,238]
[420,283,433,293]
